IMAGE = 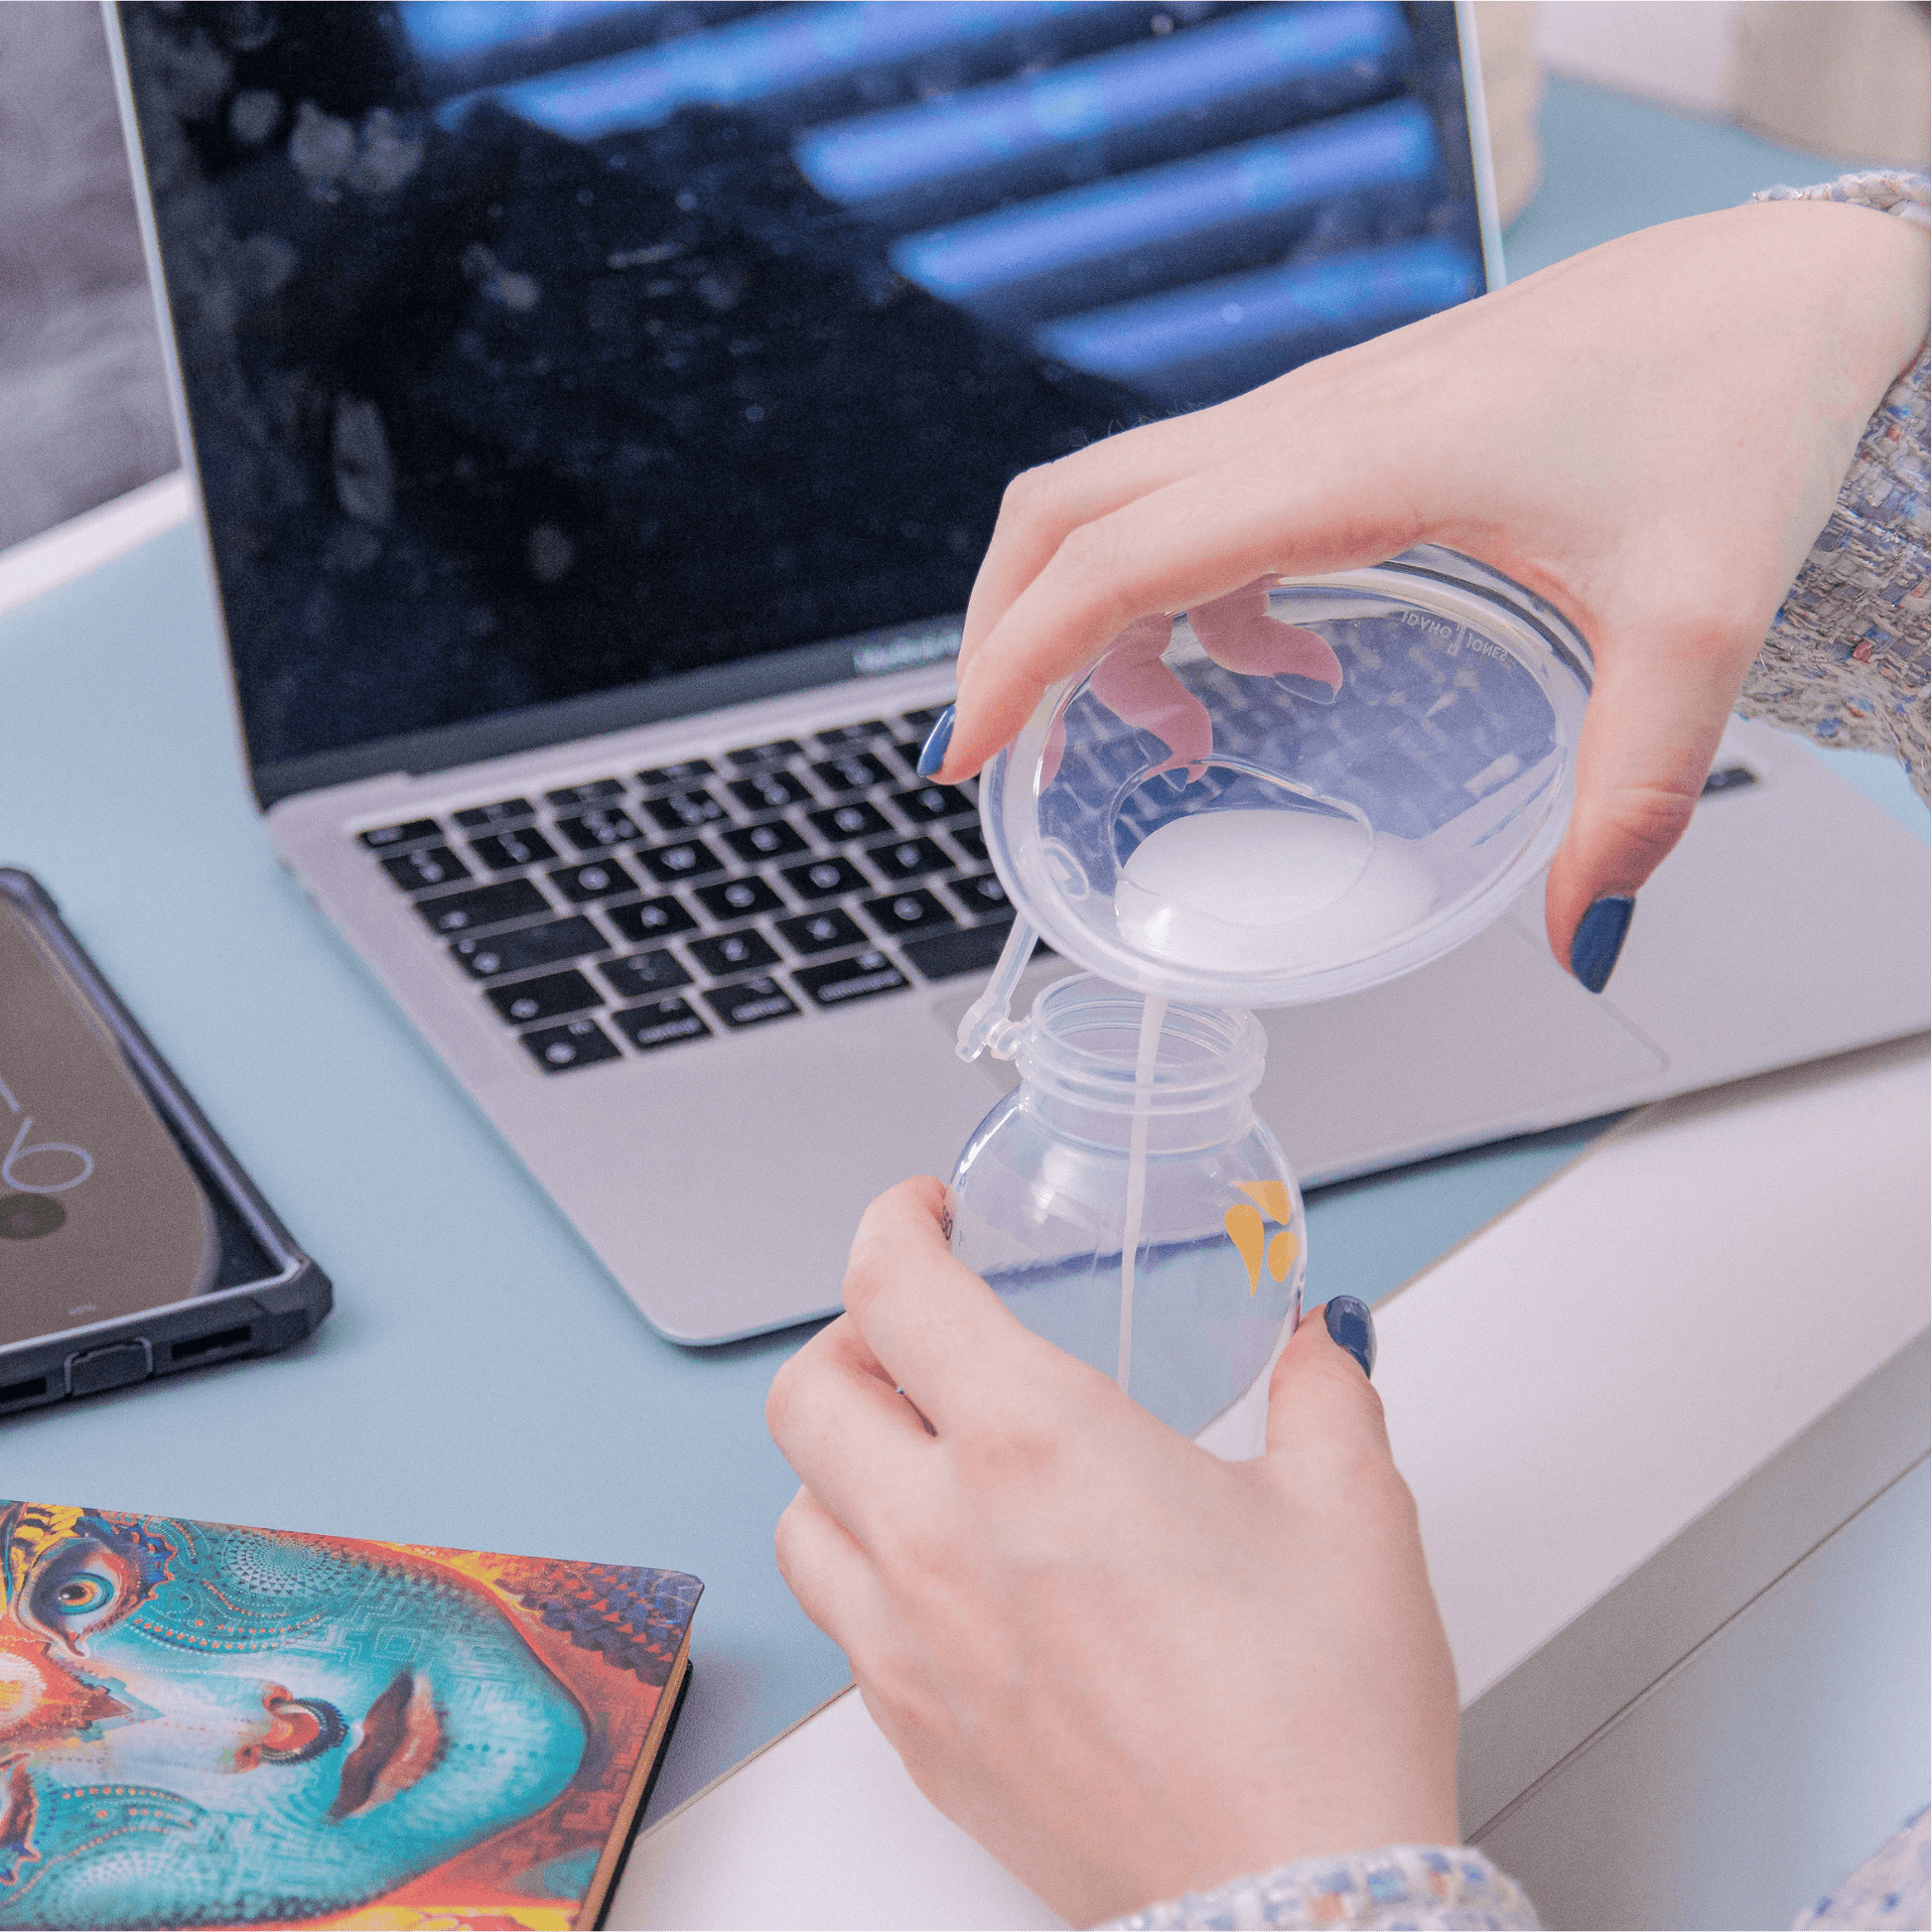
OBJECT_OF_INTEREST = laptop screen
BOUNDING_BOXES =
[118,2,1491,800]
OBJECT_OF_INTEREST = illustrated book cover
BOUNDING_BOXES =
[0,1498,701,1929]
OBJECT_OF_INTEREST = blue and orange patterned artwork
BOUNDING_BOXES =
[0,1499,700,1930]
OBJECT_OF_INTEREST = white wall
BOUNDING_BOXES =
[1533,0,1744,115]
[1531,0,1931,166]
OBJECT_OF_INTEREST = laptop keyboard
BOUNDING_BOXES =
[356,708,1019,1072]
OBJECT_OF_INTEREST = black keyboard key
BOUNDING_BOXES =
[794,948,909,1010]
[781,856,870,901]
[865,835,949,883]
[635,758,716,789]
[696,876,785,921]
[863,888,954,938]
[689,929,780,977]
[723,820,809,865]
[644,787,729,832]
[612,996,712,1051]
[451,915,605,980]
[470,826,557,871]
[600,948,693,1001]
[362,818,441,850]
[485,968,601,1025]
[728,738,803,768]
[775,907,868,956]
[557,807,643,851]
[902,919,1021,982]
[892,782,976,825]
[945,871,1012,919]
[550,857,637,902]
[607,895,699,943]
[636,837,726,886]
[728,770,812,814]
[808,801,892,844]
[949,824,988,866]
[381,845,471,892]
[454,797,535,830]
[700,976,800,1031]
[546,778,624,808]
[898,706,949,735]
[814,719,892,750]
[414,879,548,935]
[521,1015,621,1072]
[811,752,893,795]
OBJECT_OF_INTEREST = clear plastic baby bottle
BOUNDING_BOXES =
[948,973,1303,1459]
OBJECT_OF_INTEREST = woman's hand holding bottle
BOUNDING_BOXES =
[766,1178,1457,1927]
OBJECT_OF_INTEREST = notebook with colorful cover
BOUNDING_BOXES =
[0,1499,700,1930]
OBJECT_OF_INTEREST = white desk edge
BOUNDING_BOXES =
[614,1033,1932,1931]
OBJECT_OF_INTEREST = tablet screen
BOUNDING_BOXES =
[0,900,278,1348]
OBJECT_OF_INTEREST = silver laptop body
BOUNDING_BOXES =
[268,709,1930,1342]
[113,2,1929,1343]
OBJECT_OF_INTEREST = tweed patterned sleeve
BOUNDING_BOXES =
[1100,1846,1540,1930]
[1739,171,1930,799]
[1792,1808,1930,1930]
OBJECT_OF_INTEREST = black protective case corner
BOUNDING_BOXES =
[1,867,333,1416]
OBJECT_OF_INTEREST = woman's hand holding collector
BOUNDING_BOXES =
[933,202,1928,984]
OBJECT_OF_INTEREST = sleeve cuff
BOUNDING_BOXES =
[1101,1845,1540,1930]
[1740,171,1930,797]
[1751,170,1928,226]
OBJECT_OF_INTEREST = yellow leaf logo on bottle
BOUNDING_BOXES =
[1223,1180,1299,1297]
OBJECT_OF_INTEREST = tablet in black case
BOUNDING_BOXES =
[0,868,331,1414]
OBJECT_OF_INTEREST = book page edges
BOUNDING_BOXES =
[580,1631,694,1930]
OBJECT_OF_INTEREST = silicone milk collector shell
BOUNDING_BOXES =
[965,545,1595,1030]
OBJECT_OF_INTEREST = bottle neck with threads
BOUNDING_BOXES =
[1012,976,1266,1155]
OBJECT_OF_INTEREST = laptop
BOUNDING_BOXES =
[109,1,1929,1345]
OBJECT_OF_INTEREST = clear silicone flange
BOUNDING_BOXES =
[976,546,1593,1016]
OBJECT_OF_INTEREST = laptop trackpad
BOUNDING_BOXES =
[1254,913,1667,1181]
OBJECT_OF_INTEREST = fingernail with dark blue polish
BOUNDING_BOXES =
[1323,1295,1376,1380]
[1570,895,1635,994]
[916,705,955,777]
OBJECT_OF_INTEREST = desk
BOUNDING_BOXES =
[0,68,1923,1861]
[0,514,1621,1823]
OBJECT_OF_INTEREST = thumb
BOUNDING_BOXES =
[1543,619,1759,992]
[1263,1297,1389,1465]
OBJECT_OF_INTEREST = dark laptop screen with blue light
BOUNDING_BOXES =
[120,2,1488,789]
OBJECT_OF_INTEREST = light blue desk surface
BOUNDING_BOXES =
[1,79,1922,1829]
[1502,75,1876,281]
